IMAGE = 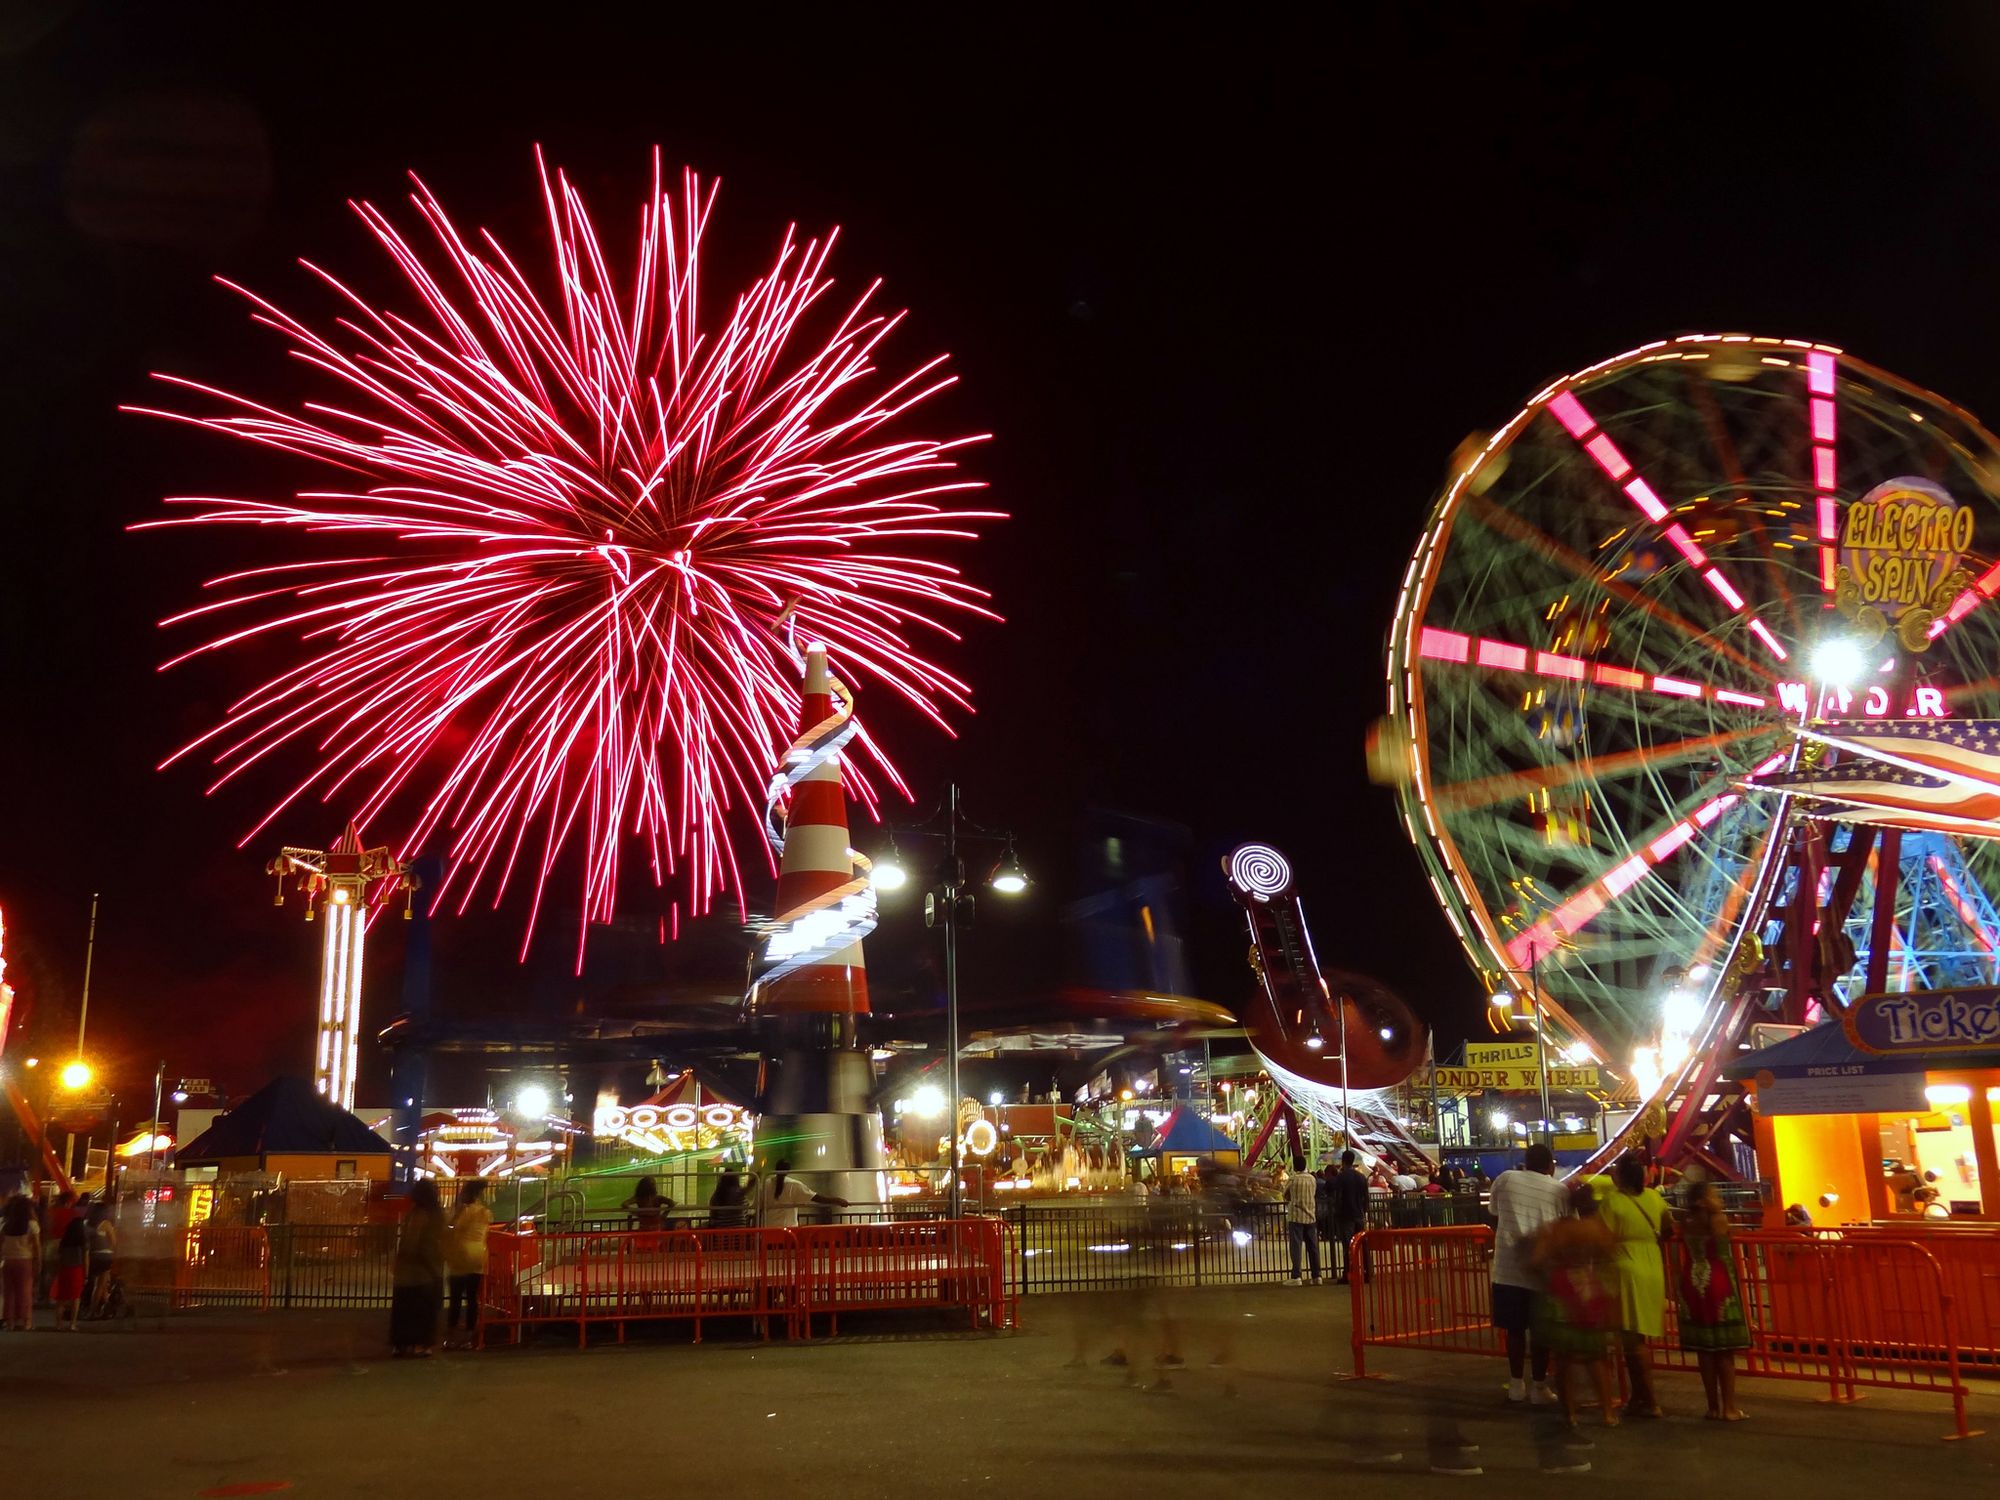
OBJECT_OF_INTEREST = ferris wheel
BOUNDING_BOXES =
[1386,333,2000,1098]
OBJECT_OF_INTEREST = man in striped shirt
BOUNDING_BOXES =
[1284,1155,1322,1285]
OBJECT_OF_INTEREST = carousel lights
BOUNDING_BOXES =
[906,1084,947,1118]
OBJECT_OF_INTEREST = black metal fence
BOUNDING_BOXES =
[998,1194,1491,1293]
[151,1194,1501,1312]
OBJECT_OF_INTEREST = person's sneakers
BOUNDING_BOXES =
[1506,1377,1528,1403]
[1530,1382,1556,1407]
[1285,1277,1302,1287]
[1308,1275,1322,1285]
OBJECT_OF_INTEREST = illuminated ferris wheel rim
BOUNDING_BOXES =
[1385,331,2000,1062]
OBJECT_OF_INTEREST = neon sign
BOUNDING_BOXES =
[594,1102,754,1155]
[1836,477,1975,651]
[1773,682,1949,720]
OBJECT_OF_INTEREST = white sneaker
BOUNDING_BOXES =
[1286,1278,1302,1287]
[1506,1377,1527,1403]
[1529,1382,1556,1406]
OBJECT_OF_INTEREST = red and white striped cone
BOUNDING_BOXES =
[752,643,885,1207]
[759,644,870,1016]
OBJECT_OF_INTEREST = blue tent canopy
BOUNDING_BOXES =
[1147,1106,1240,1156]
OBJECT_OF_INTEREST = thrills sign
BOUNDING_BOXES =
[1845,985,2000,1055]
[1836,477,1975,650]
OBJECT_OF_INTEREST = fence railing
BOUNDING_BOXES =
[125,1191,1502,1313]
[1346,1223,1984,1440]
[480,1218,1015,1346]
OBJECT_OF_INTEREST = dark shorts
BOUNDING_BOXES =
[1491,1282,1536,1332]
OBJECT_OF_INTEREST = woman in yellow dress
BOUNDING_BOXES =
[1592,1154,1669,1417]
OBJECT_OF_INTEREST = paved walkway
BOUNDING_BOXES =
[2,1284,1994,1496]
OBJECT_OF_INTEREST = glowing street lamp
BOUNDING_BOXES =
[875,784,1028,1217]
[988,845,1030,896]
[60,1060,93,1092]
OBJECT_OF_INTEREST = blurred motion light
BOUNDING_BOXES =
[1812,635,1868,687]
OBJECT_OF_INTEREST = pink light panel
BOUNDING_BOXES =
[1419,629,1769,708]
[1543,383,1783,663]
[1547,390,1594,438]
[1418,626,1471,662]
[1585,433,1633,480]
[1503,792,1742,967]
[1808,355,1839,599]
[1704,570,1745,610]
[1624,478,1669,523]
[1747,619,1790,660]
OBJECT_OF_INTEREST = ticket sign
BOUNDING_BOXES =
[1434,1065,1600,1091]
[1844,985,2000,1055]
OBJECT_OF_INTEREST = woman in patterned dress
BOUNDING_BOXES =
[1676,1174,1749,1420]
[1530,1183,1621,1428]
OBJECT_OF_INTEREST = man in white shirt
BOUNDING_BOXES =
[757,1159,850,1228]
[1488,1143,1567,1405]
[1283,1155,1321,1285]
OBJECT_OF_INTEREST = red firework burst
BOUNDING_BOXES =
[132,152,998,958]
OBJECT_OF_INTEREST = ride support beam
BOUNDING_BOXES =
[1864,828,1903,997]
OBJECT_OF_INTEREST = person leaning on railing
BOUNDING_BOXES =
[708,1170,750,1228]
[1589,1155,1669,1419]
[758,1160,848,1227]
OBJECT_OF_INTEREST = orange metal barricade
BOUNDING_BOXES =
[1350,1224,1981,1439]
[173,1225,272,1311]
[1814,1227,2000,1360]
[795,1218,1014,1337]
[1346,1224,1500,1373]
[477,1219,1014,1348]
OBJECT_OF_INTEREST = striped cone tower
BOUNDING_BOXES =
[750,644,886,1207]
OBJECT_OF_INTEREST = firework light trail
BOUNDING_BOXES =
[131,152,999,964]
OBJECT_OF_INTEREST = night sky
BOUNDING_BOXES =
[7,4,2000,1109]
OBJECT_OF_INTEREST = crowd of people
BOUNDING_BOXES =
[385,1162,850,1356]
[1488,1145,1749,1428]
[0,1189,120,1332]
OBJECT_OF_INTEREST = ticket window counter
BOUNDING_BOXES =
[1872,1072,2000,1223]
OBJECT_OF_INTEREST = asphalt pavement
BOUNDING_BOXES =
[2,1283,1994,1497]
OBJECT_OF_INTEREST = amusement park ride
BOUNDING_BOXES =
[1383,332,2000,1182]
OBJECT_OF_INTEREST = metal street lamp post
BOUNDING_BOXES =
[879,782,1028,1220]
[1488,942,1554,1148]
